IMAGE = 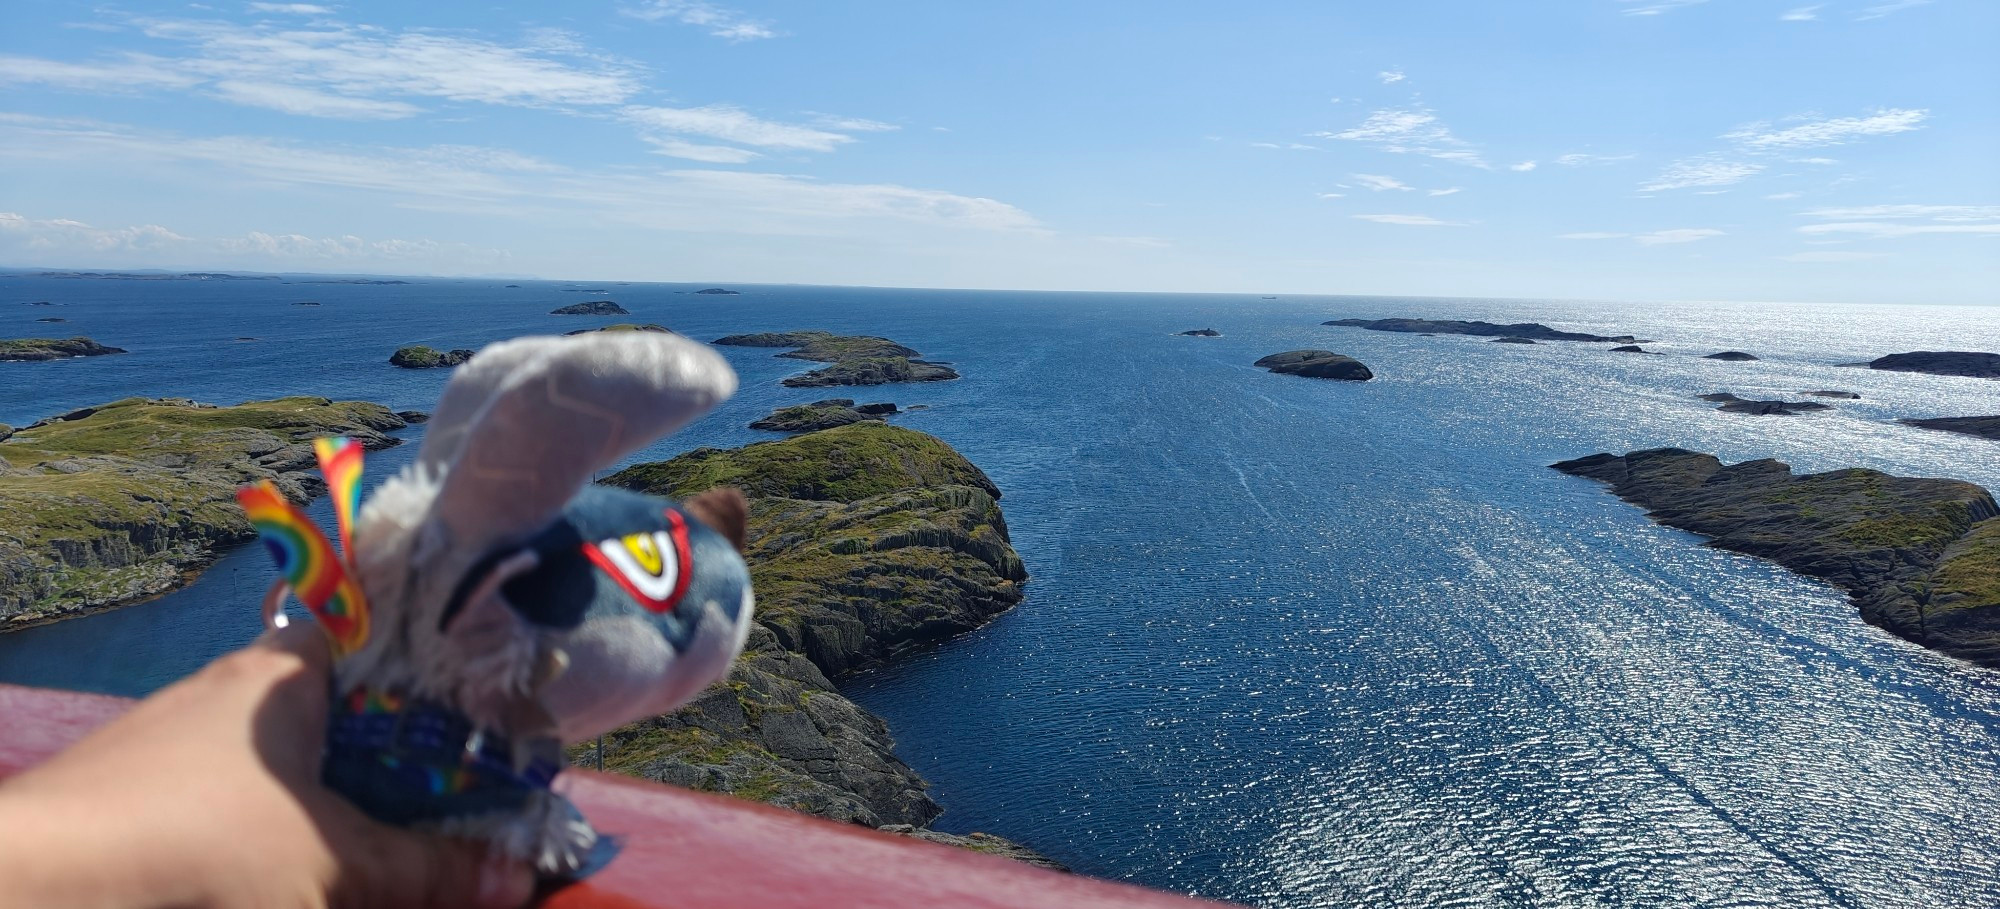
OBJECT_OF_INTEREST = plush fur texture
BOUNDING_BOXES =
[323,332,751,874]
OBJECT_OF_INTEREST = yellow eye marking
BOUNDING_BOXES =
[623,533,665,575]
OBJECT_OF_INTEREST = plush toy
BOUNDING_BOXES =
[235,332,755,875]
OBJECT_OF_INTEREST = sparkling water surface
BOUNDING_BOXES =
[3,276,1999,907]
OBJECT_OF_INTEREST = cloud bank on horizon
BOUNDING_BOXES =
[0,0,1992,304]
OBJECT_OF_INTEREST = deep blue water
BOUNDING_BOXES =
[4,275,2000,907]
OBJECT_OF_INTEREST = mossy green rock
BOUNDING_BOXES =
[1,337,127,361]
[0,397,406,627]
[783,357,959,387]
[389,346,473,369]
[714,331,918,363]
[1554,448,2000,665]
[589,422,1033,852]
[749,400,894,432]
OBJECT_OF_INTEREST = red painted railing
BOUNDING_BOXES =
[0,684,1230,908]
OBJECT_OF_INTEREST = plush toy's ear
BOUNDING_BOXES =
[682,487,748,554]
[428,333,737,561]
[415,337,566,480]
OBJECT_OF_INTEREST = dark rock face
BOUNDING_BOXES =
[1492,337,1537,345]
[1552,448,2000,667]
[694,288,740,295]
[750,400,892,432]
[1805,390,1861,399]
[1179,329,1222,337]
[1324,317,1636,343]
[388,346,474,369]
[596,423,1032,846]
[396,410,432,424]
[879,826,1068,871]
[784,358,959,387]
[1255,350,1374,381]
[1704,351,1760,362]
[1900,416,2000,441]
[0,397,406,627]
[550,301,629,315]
[1867,351,2000,380]
[0,338,127,362]
[1697,393,1831,416]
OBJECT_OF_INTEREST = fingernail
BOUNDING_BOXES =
[477,860,535,909]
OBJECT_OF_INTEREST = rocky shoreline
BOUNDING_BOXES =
[0,396,408,628]
[1553,448,2000,666]
[587,421,1053,861]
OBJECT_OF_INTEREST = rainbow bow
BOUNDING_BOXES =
[235,437,371,654]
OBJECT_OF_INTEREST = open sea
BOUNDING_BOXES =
[3,275,1999,908]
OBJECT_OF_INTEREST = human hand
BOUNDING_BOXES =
[0,624,536,909]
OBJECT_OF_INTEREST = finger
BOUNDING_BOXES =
[342,825,535,909]
[252,619,337,677]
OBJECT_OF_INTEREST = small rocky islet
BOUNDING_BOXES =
[388,345,474,369]
[1900,416,2000,441]
[714,331,960,388]
[1698,393,1831,416]
[1553,449,2000,667]
[1324,317,1639,344]
[750,399,898,432]
[1862,351,2000,380]
[0,396,407,626]
[1255,350,1374,381]
[1704,351,1760,362]
[565,323,674,336]
[589,421,1050,862]
[550,301,629,316]
[1,337,126,362]
[1178,329,1221,337]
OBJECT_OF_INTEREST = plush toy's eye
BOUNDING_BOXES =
[581,510,693,614]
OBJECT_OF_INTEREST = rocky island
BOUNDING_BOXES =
[1324,317,1638,344]
[590,422,1050,860]
[1553,448,2000,666]
[0,397,407,627]
[1,337,127,362]
[388,345,473,369]
[694,288,740,295]
[550,301,629,316]
[1255,350,1374,380]
[1697,393,1831,416]
[1704,351,1760,362]
[714,331,961,388]
[1179,329,1221,337]
[564,323,674,336]
[750,399,898,432]
[1900,416,2000,441]
[1610,345,1657,354]
[1862,351,2000,380]
[1492,337,1537,345]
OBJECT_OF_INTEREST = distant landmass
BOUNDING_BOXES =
[694,288,740,295]
[1325,317,1638,344]
[35,272,277,281]
[1,338,126,362]
[551,301,629,315]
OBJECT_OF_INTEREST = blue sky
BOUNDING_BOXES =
[1,0,1994,304]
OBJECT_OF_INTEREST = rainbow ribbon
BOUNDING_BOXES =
[236,440,371,654]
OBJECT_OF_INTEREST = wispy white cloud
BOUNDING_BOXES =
[640,136,762,163]
[1352,173,1413,192]
[1316,192,1346,199]
[1352,214,1465,226]
[1377,70,1405,84]
[245,3,333,14]
[620,0,776,40]
[1560,232,1629,240]
[1855,0,1931,20]
[1635,228,1724,245]
[1428,187,1463,197]
[1555,152,1636,166]
[1780,5,1821,20]
[1250,141,1318,150]
[1621,0,1711,15]
[1313,107,1489,168]
[1509,160,1537,172]
[1779,250,1887,261]
[1640,155,1764,191]
[623,105,852,152]
[1724,109,1927,149]
[1797,204,2000,238]
[807,114,899,132]
[209,80,422,119]
[0,211,191,252]
[0,54,202,92]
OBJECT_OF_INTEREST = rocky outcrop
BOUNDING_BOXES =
[1255,350,1374,381]
[1900,416,2000,441]
[1704,351,1760,362]
[1697,393,1830,416]
[694,288,740,295]
[396,410,432,424]
[0,397,406,628]
[1324,317,1637,343]
[1610,345,1657,354]
[1864,351,2000,379]
[750,400,897,432]
[34,318,65,324]
[1492,337,1537,345]
[550,301,629,315]
[1179,329,1221,337]
[593,423,1039,854]
[715,331,962,388]
[389,346,474,369]
[1806,390,1861,399]
[564,323,673,336]
[0,337,127,362]
[1553,448,2000,666]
